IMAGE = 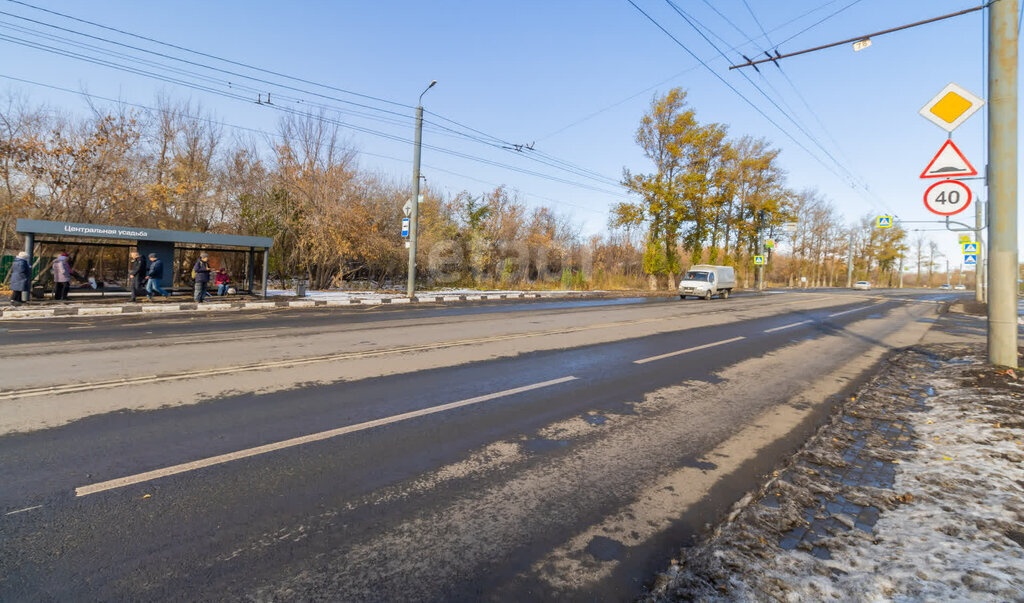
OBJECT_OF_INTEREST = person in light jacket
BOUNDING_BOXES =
[9,251,31,304]
[51,252,71,300]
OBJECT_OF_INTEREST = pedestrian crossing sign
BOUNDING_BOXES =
[964,254,978,265]
[754,255,766,265]
[876,216,893,228]
[961,242,978,254]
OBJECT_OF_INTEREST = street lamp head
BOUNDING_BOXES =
[419,80,437,105]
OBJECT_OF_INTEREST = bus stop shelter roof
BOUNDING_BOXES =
[16,219,273,249]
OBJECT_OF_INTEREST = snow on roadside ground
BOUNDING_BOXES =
[645,344,1024,601]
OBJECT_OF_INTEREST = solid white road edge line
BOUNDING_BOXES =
[827,305,876,318]
[764,320,813,333]
[633,336,746,365]
[74,376,579,497]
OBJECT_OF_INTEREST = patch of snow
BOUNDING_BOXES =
[646,345,1024,601]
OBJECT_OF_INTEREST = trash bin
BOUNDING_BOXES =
[295,280,307,297]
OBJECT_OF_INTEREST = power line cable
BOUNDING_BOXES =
[4,0,414,109]
[539,0,853,142]
[0,72,609,215]
[0,32,627,198]
[4,0,623,193]
[660,0,885,210]
[0,23,628,197]
[774,0,869,49]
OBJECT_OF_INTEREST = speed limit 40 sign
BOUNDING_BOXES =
[923,180,971,216]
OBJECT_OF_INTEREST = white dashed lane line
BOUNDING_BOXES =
[75,376,579,497]
[764,320,813,333]
[4,505,42,516]
[827,305,876,318]
[633,336,746,365]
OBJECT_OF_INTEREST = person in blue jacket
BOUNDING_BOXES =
[9,251,31,304]
[145,253,169,300]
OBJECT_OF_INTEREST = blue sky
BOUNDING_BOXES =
[0,0,1015,271]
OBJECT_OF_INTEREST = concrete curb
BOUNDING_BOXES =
[0,292,566,321]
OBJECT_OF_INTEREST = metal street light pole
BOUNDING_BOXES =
[407,80,436,299]
[987,0,1018,366]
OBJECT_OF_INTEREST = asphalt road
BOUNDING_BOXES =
[0,289,956,600]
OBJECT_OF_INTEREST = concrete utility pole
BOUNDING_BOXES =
[987,0,1018,366]
[406,80,437,299]
[898,255,904,288]
[846,231,854,288]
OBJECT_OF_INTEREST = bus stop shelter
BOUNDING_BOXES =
[16,219,274,297]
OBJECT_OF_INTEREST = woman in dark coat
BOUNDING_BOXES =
[9,251,31,304]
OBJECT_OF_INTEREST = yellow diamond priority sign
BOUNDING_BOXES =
[919,83,985,133]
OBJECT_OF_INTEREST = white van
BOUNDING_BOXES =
[678,265,737,300]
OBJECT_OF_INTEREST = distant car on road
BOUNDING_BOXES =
[954,284,966,290]
[852,281,871,290]
[939,284,952,290]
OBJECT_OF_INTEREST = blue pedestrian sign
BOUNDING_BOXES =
[961,242,978,254]
[753,255,766,265]
[876,216,893,228]
[401,217,410,238]
[964,254,978,265]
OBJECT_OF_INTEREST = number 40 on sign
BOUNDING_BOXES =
[924,180,972,216]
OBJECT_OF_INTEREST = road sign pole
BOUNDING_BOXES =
[975,199,985,302]
[987,0,1018,366]
[846,231,854,288]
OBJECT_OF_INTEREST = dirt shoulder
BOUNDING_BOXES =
[644,342,1024,601]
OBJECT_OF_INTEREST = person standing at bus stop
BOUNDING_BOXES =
[51,252,71,300]
[128,251,146,302]
[145,253,168,300]
[9,251,31,305]
[192,253,211,303]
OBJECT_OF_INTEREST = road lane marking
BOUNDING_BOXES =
[764,320,813,333]
[67,326,95,330]
[633,336,746,365]
[74,376,578,497]
[827,305,876,318]
[7,328,41,332]
[0,294,837,401]
[4,505,42,515]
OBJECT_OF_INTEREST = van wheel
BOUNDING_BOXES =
[704,290,712,300]
[679,295,687,300]
[721,289,730,299]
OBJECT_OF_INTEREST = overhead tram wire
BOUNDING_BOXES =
[0,72,611,216]
[3,0,413,110]
[0,36,626,199]
[2,0,627,195]
[661,0,887,211]
[672,4,820,147]
[0,8,413,120]
[0,24,628,197]
[539,0,854,143]
[623,0,841,186]
[773,0,869,50]
[725,1,864,189]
